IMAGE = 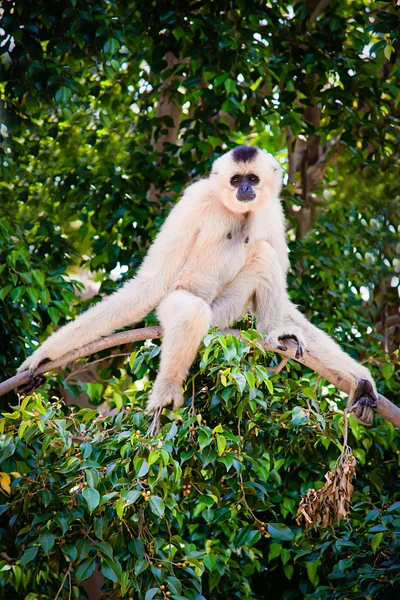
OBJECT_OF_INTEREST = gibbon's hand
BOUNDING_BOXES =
[349,378,378,425]
[266,328,306,359]
[17,374,47,397]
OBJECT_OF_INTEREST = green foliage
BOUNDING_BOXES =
[1,335,400,598]
[0,219,80,377]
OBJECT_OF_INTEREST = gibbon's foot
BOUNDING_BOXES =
[17,374,47,397]
[277,334,305,359]
[349,378,378,426]
[146,381,184,413]
[147,407,163,437]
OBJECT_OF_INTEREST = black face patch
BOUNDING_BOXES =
[230,174,258,202]
[232,145,258,164]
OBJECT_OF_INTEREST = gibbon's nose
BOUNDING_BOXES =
[237,184,256,202]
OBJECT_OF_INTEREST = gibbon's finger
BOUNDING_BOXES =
[354,378,378,408]
[277,343,288,351]
[350,395,374,425]
[353,402,373,425]
[295,342,304,359]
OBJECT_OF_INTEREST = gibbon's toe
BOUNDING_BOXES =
[350,378,378,426]
[354,378,378,408]
[147,381,183,413]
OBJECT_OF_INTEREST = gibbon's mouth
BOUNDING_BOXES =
[237,192,256,202]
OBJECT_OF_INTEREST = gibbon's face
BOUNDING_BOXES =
[210,146,282,214]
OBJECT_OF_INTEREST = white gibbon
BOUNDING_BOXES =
[19,145,377,426]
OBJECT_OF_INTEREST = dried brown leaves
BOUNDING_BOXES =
[296,451,357,530]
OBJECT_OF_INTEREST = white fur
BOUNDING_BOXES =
[20,147,375,412]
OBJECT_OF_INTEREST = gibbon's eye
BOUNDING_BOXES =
[248,174,259,184]
[230,175,241,186]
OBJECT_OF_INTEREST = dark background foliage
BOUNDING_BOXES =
[0,1,399,598]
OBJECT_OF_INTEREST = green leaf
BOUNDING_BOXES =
[86,468,99,488]
[82,487,100,513]
[103,38,120,57]
[75,557,96,583]
[31,270,45,288]
[284,564,294,580]
[63,544,77,562]
[96,541,113,559]
[302,387,316,401]
[307,560,320,586]
[371,532,384,553]
[172,27,185,40]
[145,588,159,600]
[166,576,182,595]
[115,498,125,519]
[39,534,55,555]
[0,285,12,301]
[0,441,15,463]
[224,78,236,93]
[244,371,255,391]
[268,543,282,560]
[353,448,366,465]
[48,307,60,324]
[148,449,160,466]
[55,86,72,103]
[369,40,387,55]
[267,523,294,542]
[20,546,39,566]
[383,362,394,379]
[101,556,122,582]
[149,496,165,517]
[217,435,226,456]
[135,459,149,478]
[134,558,148,575]
[388,501,400,513]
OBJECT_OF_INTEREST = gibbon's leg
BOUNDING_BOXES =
[283,303,378,425]
[211,241,306,358]
[211,244,376,425]
[19,276,166,374]
[147,290,212,414]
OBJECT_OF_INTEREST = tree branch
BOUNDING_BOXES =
[308,0,332,25]
[1,326,399,428]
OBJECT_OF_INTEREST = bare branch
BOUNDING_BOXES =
[309,0,332,25]
[1,326,398,428]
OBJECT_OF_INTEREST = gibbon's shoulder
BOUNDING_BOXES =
[175,177,216,212]
[182,176,215,198]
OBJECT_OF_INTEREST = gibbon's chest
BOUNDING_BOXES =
[192,214,257,270]
[174,212,269,302]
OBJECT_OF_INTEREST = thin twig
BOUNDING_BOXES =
[55,564,71,600]
[309,0,332,25]
[270,357,289,374]
[341,409,349,457]
[64,352,132,381]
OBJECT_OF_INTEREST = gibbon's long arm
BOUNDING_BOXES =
[19,183,204,374]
